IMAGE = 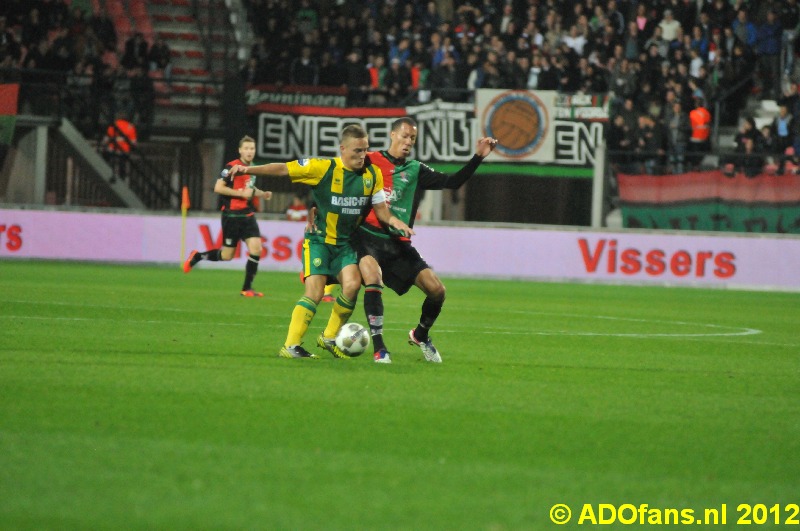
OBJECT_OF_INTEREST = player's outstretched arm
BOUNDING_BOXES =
[229,162,290,177]
[373,202,415,237]
[424,136,499,190]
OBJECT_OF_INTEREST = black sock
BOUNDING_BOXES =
[242,253,260,291]
[200,249,221,262]
[364,284,385,351]
[415,297,443,341]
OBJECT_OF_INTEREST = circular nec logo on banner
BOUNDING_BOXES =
[482,91,548,158]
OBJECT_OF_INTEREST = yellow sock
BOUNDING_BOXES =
[324,284,336,296]
[322,293,355,339]
[285,297,316,346]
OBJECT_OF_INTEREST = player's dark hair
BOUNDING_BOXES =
[239,135,256,147]
[391,117,417,131]
[341,124,367,142]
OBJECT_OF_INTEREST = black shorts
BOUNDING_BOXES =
[221,214,260,247]
[351,228,430,295]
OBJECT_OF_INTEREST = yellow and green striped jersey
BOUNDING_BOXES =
[287,157,386,245]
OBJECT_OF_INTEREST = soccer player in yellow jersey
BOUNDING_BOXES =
[229,125,414,358]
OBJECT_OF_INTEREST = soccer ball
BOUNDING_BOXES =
[335,322,370,357]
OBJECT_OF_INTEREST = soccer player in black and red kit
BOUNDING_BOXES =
[352,117,498,363]
[183,135,272,296]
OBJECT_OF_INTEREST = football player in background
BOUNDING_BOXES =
[183,135,271,297]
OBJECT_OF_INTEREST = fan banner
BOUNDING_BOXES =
[0,84,19,146]
[618,171,800,234]
[248,91,607,167]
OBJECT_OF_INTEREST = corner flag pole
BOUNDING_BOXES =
[180,186,190,267]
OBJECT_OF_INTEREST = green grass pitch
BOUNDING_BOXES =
[1,260,798,529]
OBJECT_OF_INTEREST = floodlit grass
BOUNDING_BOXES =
[1,261,798,529]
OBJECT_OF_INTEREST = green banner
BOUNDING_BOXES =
[0,115,16,145]
[622,203,800,233]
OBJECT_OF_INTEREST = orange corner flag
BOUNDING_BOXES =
[181,186,190,210]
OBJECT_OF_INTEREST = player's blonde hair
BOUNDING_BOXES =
[239,135,256,147]
[340,124,367,142]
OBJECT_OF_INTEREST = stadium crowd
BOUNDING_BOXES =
[244,0,800,174]
[4,0,800,175]
[0,0,167,139]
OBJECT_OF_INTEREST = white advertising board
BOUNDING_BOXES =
[1,209,798,291]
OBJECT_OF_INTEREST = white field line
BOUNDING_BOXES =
[0,306,763,339]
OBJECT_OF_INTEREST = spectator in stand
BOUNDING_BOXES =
[721,25,738,57]
[781,0,800,76]
[240,56,263,85]
[67,7,88,43]
[562,24,588,56]
[739,135,765,177]
[586,4,605,36]
[633,3,651,36]
[636,113,664,175]
[688,47,704,79]
[408,38,429,68]
[102,110,137,182]
[606,0,625,36]
[367,53,387,97]
[608,112,634,172]
[129,65,154,141]
[704,0,734,34]
[66,58,94,135]
[771,103,795,153]
[622,21,642,61]
[286,192,309,221]
[644,25,669,59]
[756,10,782,100]
[733,116,759,152]
[511,54,530,89]
[420,1,442,39]
[609,56,638,104]
[498,4,516,35]
[690,25,710,59]
[429,50,460,100]
[148,37,172,80]
[295,0,317,33]
[121,32,148,72]
[732,9,757,52]
[318,51,345,87]
[758,124,778,156]
[779,146,800,174]
[535,54,556,90]
[385,57,411,104]
[365,28,387,61]
[290,46,319,86]
[667,100,691,174]
[724,42,755,123]
[343,49,370,104]
[689,94,712,169]
[388,35,411,65]
[525,52,542,90]
[22,8,47,48]
[0,15,22,66]
[658,9,681,44]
